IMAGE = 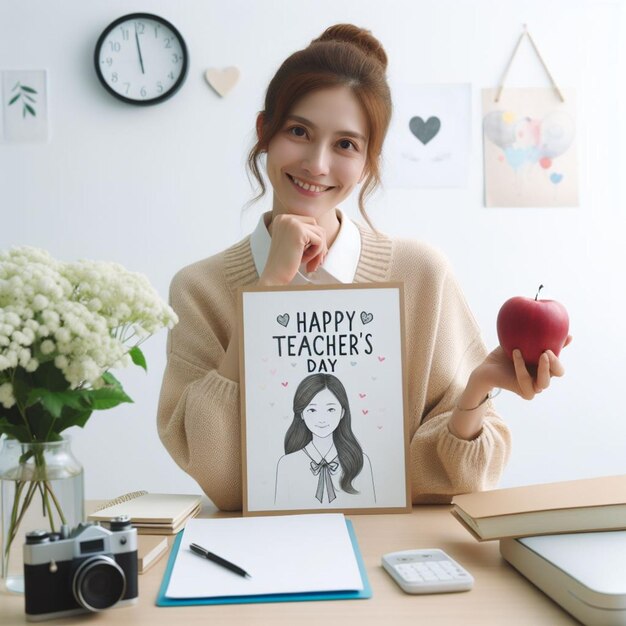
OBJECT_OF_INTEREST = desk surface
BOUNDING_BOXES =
[1,502,575,625]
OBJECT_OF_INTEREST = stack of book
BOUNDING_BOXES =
[88,491,203,535]
[451,475,626,624]
[450,474,626,541]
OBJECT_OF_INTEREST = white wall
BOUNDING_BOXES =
[1,0,624,499]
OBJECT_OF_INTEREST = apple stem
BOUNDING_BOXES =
[535,284,544,301]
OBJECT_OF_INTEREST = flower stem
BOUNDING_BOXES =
[44,481,67,525]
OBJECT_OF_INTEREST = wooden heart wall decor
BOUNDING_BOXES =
[204,67,240,97]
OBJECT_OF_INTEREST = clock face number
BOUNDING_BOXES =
[95,14,187,104]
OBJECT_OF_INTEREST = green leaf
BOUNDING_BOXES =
[27,388,87,418]
[80,387,133,411]
[129,346,147,372]
[21,86,38,94]
[25,103,36,117]
[24,94,36,103]
[54,407,92,434]
[8,94,19,105]
[0,417,31,442]
[32,361,70,391]
[101,371,123,389]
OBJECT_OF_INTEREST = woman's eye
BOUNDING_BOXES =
[338,139,356,150]
[305,408,316,414]
[289,126,307,138]
[328,407,336,413]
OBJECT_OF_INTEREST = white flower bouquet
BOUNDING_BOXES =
[0,246,177,582]
[0,246,177,439]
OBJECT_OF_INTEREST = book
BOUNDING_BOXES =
[451,474,626,541]
[88,492,202,535]
[156,514,371,606]
[137,535,169,574]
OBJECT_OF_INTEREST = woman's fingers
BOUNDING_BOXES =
[512,349,536,399]
[534,353,551,393]
[546,349,565,377]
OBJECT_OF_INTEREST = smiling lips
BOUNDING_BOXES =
[287,174,334,194]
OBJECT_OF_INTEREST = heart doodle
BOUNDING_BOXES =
[270,369,276,375]
[276,314,289,327]
[377,356,386,362]
[281,381,288,387]
[409,116,441,145]
[350,361,357,367]
[359,393,367,398]
[360,311,374,325]
[362,409,369,415]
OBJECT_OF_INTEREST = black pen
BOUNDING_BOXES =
[189,543,251,578]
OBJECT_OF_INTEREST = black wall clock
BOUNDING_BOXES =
[94,13,188,105]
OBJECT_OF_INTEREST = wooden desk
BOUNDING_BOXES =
[1,503,575,625]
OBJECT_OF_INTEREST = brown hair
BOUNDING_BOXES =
[247,24,392,231]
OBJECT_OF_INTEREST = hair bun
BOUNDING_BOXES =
[312,24,388,70]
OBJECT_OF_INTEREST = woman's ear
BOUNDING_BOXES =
[256,112,265,143]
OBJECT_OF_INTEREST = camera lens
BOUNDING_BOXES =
[73,556,126,611]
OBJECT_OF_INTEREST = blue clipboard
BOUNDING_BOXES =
[156,519,372,606]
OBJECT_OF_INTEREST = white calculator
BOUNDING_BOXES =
[382,549,474,594]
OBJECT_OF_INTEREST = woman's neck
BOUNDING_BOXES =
[310,435,334,459]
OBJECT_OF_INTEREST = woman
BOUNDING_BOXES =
[274,373,376,508]
[157,24,570,511]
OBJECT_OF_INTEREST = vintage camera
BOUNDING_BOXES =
[23,515,138,622]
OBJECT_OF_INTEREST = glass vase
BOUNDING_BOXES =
[0,437,84,593]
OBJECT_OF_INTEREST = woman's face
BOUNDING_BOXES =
[301,387,344,439]
[265,86,369,223]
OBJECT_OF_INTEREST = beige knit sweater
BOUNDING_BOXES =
[157,223,511,511]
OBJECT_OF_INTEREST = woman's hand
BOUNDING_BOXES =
[473,336,573,401]
[259,214,328,287]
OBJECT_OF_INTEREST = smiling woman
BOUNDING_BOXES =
[156,23,569,512]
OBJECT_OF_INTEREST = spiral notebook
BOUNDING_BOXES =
[156,514,371,606]
[88,491,202,534]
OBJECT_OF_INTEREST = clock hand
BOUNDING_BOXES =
[134,24,145,74]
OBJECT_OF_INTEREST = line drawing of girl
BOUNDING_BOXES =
[274,373,376,508]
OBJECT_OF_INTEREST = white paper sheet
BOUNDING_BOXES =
[165,514,363,598]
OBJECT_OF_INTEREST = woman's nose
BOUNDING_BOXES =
[302,144,330,176]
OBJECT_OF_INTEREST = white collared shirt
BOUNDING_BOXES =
[249,210,362,284]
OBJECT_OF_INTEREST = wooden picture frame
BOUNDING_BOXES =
[238,282,411,516]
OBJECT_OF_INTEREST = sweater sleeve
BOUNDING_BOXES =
[397,244,512,504]
[410,333,512,503]
[156,261,244,511]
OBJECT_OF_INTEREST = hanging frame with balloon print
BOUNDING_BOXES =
[482,87,578,207]
[237,282,412,516]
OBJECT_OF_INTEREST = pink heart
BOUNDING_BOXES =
[377,356,386,362]
[281,382,288,387]
[362,409,369,415]
[497,154,505,163]
[377,425,383,430]
[270,369,277,375]
[359,393,366,398]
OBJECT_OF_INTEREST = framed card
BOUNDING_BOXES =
[238,282,411,516]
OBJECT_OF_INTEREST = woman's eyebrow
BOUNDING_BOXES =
[287,115,366,142]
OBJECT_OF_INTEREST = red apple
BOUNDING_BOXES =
[497,285,569,366]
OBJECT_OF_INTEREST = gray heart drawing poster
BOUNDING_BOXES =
[482,88,578,207]
[238,283,410,515]
[384,83,471,188]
